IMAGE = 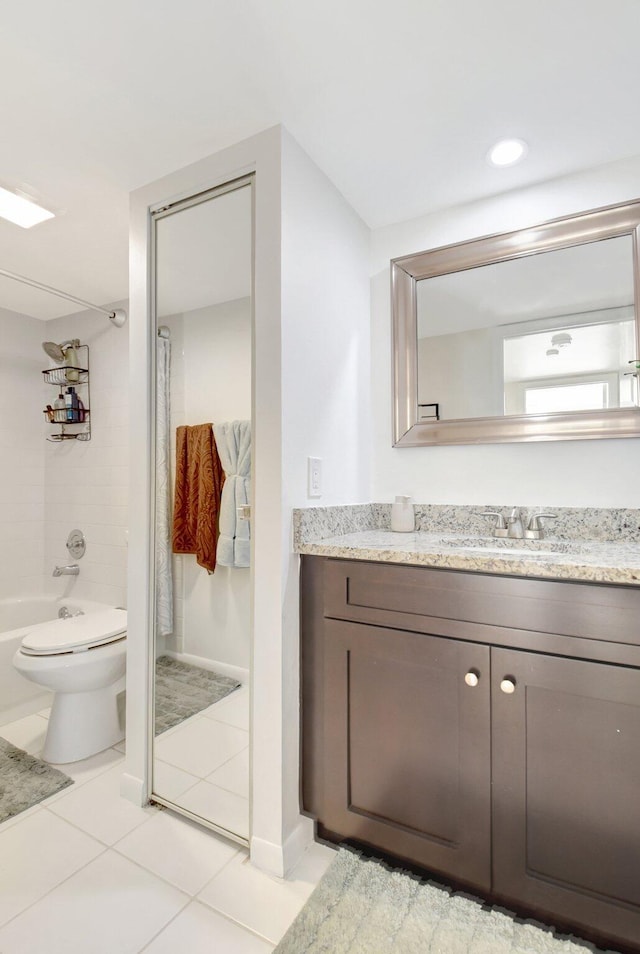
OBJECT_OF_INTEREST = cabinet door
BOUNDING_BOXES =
[323,620,491,890]
[492,647,640,950]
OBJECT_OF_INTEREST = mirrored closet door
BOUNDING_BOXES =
[151,176,253,843]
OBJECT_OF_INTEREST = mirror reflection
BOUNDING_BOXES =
[416,235,638,421]
[152,180,252,841]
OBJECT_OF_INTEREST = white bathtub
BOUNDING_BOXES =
[0,596,116,727]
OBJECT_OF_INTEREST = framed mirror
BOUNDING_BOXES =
[392,199,640,446]
[150,175,253,843]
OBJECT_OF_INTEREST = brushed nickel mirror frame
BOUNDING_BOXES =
[392,198,640,446]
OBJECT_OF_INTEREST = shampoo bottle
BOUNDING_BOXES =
[66,387,80,422]
[54,393,66,423]
[391,495,415,532]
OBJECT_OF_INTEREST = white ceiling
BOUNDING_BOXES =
[2,0,640,320]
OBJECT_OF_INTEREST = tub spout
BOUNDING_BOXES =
[53,564,79,577]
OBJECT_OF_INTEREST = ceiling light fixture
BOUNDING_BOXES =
[487,139,528,167]
[0,186,55,228]
[546,332,572,357]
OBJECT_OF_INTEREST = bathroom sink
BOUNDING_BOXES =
[424,535,587,556]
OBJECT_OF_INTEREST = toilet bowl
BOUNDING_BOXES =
[12,608,127,764]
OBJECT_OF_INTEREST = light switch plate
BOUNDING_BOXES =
[308,457,322,498]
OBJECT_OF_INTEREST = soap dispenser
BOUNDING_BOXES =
[391,495,415,532]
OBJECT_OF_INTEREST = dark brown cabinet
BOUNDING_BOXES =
[301,556,640,952]
[323,620,491,889]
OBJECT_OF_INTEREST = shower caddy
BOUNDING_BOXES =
[42,343,91,441]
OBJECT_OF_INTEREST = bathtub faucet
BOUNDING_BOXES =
[53,564,80,577]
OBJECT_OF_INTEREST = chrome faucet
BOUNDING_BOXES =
[58,605,84,618]
[506,508,524,539]
[52,564,79,577]
[481,510,508,538]
[524,512,557,540]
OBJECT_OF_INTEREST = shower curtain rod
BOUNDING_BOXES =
[0,266,126,327]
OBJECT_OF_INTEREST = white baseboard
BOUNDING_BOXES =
[164,650,249,686]
[120,771,147,806]
[250,816,314,878]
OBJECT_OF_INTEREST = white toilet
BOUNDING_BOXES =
[13,608,127,764]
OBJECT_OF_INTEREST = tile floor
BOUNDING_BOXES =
[0,706,335,953]
[153,684,251,838]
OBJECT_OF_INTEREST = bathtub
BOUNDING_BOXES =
[0,596,116,727]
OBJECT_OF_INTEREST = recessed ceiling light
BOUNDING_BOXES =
[487,139,528,167]
[0,186,55,228]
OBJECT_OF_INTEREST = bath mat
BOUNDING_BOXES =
[154,655,241,735]
[0,737,73,824]
[274,848,619,954]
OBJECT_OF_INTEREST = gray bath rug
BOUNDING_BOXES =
[0,737,73,824]
[154,655,241,735]
[275,848,619,954]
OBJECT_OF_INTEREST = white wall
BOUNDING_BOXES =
[167,298,252,673]
[0,302,128,608]
[418,328,498,419]
[0,308,45,600]
[280,130,371,845]
[43,304,129,607]
[371,155,640,507]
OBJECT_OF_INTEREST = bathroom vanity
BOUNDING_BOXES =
[300,543,640,952]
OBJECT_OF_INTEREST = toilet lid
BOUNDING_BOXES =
[20,608,127,655]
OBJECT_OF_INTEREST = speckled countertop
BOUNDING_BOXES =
[293,505,640,586]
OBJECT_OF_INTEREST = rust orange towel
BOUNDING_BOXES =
[172,424,225,573]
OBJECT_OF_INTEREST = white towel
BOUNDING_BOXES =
[213,421,251,567]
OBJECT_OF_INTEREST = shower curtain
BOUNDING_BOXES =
[155,334,174,636]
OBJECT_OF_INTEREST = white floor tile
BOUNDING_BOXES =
[154,716,248,778]
[203,686,250,730]
[152,759,200,800]
[48,763,157,845]
[289,841,336,885]
[0,801,42,833]
[142,900,274,953]
[206,746,250,798]
[115,809,240,896]
[0,714,48,756]
[0,810,104,927]
[47,746,124,790]
[179,780,249,839]
[198,848,322,943]
[0,850,189,954]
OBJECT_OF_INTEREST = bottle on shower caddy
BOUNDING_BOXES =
[65,387,80,422]
[53,393,66,423]
[64,341,80,383]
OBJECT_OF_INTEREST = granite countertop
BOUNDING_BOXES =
[296,529,640,586]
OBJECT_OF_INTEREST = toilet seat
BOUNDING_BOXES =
[20,608,127,656]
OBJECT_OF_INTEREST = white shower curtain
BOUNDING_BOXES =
[213,420,251,568]
[155,334,174,635]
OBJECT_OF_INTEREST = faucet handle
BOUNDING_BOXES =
[481,511,508,537]
[525,512,557,539]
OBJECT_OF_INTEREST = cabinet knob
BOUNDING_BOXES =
[464,670,480,687]
[500,677,516,694]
